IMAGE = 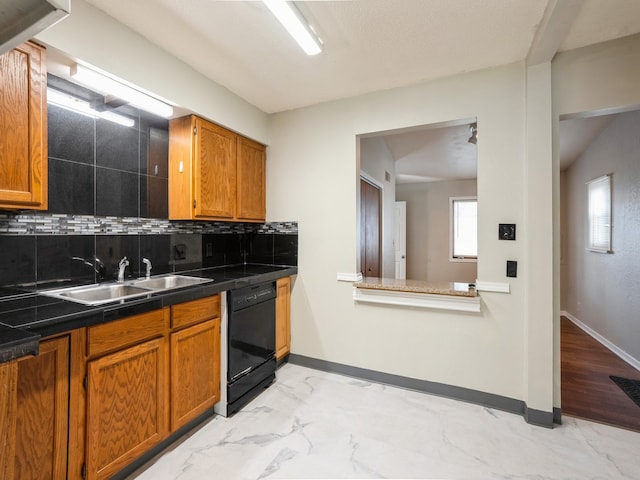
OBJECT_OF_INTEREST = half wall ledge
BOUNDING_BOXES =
[352,277,481,313]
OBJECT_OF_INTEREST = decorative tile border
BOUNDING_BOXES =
[0,213,297,236]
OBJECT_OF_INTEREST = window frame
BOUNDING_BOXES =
[449,196,478,263]
[586,174,612,254]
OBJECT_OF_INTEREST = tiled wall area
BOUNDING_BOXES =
[0,76,297,294]
[47,75,170,218]
[0,218,298,292]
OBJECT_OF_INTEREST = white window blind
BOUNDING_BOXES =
[587,174,611,253]
[450,197,477,261]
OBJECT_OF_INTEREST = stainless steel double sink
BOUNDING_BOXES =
[41,275,213,306]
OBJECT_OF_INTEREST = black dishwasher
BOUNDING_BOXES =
[227,281,277,415]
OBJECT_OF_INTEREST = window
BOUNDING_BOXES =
[587,174,612,253]
[450,197,477,261]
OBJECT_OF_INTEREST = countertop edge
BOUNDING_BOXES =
[0,265,297,364]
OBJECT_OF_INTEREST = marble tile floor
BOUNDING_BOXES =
[129,363,640,480]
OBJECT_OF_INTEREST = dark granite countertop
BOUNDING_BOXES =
[0,264,296,364]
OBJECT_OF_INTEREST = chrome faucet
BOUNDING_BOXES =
[142,258,152,279]
[117,256,129,283]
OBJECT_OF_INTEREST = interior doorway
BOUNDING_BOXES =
[360,177,381,277]
[559,109,640,430]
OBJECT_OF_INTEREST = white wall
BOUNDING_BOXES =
[396,180,477,283]
[267,63,533,404]
[561,110,640,363]
[36,0,269,144]
[359,137,396,278]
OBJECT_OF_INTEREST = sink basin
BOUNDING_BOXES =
[45,283,153,306]
[41,275,213,306]
[132,275,212,291]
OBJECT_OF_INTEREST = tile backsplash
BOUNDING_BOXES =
[0,75,297,295]
[47,75,169,218]
[0,223,297,292]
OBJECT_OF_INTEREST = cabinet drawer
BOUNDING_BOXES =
[87,308,168,358]
[171,295,220,330]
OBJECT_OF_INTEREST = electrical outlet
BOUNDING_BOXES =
[506,260,517,278]
[173,244,187,260]
[499,223,516,240]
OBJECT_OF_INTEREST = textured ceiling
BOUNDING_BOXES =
[83,0,640,114]
[77,0,640,181]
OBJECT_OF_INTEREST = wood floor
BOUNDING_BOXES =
[561,316,640,432]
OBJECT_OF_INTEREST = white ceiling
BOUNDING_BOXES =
[77,0,640,181]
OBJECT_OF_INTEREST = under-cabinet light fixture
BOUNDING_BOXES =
[70,63,174,118]
[263,0,322,56]
[47,88,135,127]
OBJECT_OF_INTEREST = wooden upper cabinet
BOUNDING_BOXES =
[169,115,265,222]
[195,118,236,219]
[0,41,48,210]
[237,135,266,221]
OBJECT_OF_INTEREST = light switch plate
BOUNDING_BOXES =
[499,223,516,240]
[506,260,517,278]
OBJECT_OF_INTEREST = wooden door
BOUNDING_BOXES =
[0,41,47,210]
[275,277,291,360]
[360,178,381,277]
[0,336,70,480]
[170,318,220,430]
[236,136,266,221]
[194,118,237,219]
[86,338,167,480]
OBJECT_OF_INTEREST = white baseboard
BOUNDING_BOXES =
[561,310,640,372]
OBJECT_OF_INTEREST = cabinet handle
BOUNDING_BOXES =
[193,200,196,209]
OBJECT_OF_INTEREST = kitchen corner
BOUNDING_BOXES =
[0,39,298,480]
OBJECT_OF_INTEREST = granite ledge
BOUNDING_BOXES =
[354,277,477,297]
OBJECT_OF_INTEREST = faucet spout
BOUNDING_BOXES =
[117,256,129,283]
[142,258,152,279]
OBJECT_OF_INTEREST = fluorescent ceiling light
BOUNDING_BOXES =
[70,64,173,118]
[47,88,135,127]
[263,0,322,56]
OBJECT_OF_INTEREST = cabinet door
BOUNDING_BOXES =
[236,135,266,221]
[0,337,69,480]
[170,318,220,430]
[86,338,168,480]
[0,361,18,479]
[194,118,237,219]
[0,41,47,210]
[276,277,291,360]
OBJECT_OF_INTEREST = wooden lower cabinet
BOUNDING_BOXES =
[85,310,169,480]
[276,276,291,360]
[0,294,223,479]
[170,318,220,430]
[86,337,168,480]
[0,335,69,480]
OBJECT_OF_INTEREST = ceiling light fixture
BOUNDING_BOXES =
[47,88,135,127]
[468,123,478,144]
[262,0,322,56]
[70,63,174,118]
